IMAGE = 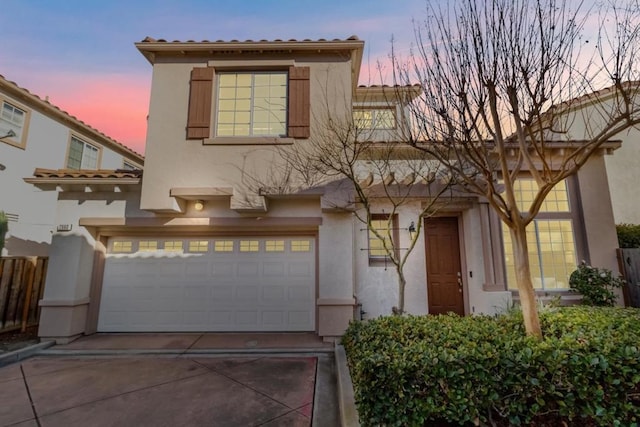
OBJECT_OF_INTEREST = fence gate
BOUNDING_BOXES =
[617,248,640,308]
[0,257,48,333]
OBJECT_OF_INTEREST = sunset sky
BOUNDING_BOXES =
[0,0,426,154]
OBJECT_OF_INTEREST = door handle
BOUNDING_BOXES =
[457,272,463,291]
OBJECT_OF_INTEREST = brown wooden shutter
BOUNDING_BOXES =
[288,66,310,138]
[186,67,214,139]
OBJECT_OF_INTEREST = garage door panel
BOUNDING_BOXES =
[99,236,316,332]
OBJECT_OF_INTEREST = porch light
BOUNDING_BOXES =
[408,221,416,240]
[194,200,205,211]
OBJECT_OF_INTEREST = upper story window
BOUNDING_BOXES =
[0,100,29,148]
[353,108,396,130]
[216,72,287,137]
[502,180,579,290]
[67,136,99,169]
[186,66,310,141]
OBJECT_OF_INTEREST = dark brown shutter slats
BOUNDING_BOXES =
[186,67,214,139]
[288,66,310,138]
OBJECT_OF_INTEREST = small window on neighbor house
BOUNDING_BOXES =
[239,240,260,252]
[138,241,158,252]
[265,240,285,252]
[353,108,396,130]
[291,240,311,252]
[368,214,397,263]
[214,240,234,252]
[216,72,287,137]
[1,101,25,141]
[67,136,99,169]
[112,240,133,253]
[188,240,209,253]
[163,241,183,252]
[122,161,137,171]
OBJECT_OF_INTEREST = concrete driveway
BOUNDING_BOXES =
[0,354,333,427]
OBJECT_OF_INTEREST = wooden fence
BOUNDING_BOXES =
[617,248,640,308]
[0,257,48,333]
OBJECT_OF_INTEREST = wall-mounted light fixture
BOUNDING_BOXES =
[408,221,416,240]
[0,129,16,139]
[194,200,205,211]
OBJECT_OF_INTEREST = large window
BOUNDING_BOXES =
[502,180,578,290]
[353,108,396,130]
[1,101,26,146]
[216,72,287,137]
[67,136,99,169]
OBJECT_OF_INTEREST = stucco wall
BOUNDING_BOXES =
[140,57,354,211]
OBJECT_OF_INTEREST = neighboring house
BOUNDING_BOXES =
[0,75,144,256]
[26,37,620,343]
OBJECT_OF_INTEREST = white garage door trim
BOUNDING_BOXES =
[98,236,316,332]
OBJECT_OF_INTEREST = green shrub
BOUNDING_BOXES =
[569,262,624,306]
[617,223,640,248]
[342,307,640,426]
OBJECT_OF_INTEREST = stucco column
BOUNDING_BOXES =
[576,155,619,273]
[317,213,356,341]
[38,232,96,343]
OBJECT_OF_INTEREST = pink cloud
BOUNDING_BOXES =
[15,71,151,155]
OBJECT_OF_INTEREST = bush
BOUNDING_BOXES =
[342,308,640,426]
[569,262,624,306]
[617,223,640,248]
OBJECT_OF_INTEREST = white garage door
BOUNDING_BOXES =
[98,236,316,332]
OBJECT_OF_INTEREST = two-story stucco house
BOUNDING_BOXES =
[0,75,144,256]
[28,36,621,343]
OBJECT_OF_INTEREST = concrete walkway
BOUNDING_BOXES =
[0,333,340,427]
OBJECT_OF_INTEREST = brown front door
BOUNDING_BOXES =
[425,217,465,315]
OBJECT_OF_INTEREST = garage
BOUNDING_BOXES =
[97,236,316,332]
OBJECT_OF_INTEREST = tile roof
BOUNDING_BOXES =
[0,75,144,164]
[139,36,361,44]
[547,81,640,113]
[32,168,142,179]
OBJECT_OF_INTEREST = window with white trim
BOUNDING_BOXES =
[1,101,25,141]
[67,136,99,169]
[216,72,287,137]
[502,180,578,290]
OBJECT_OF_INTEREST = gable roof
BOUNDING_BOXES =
[0,74,144,166]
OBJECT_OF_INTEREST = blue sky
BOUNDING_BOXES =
[0,0,426,153]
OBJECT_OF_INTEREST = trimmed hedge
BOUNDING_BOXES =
[618,224,640,248]
[342,307,640,426]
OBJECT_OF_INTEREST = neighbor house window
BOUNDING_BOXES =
[122,161,138,170]
[1,101,25,139]
[1,100,30,148]
[67,136,99,169]
[216,72,287,137]
[368,214,398,264]
[502,180,578,290]
[353,108,396,130]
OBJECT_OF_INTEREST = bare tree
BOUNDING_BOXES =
[241,86,452,314]
[395,0,640,336]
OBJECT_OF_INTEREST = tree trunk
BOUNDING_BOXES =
[396,266,407,315]
[510,225,543,338]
